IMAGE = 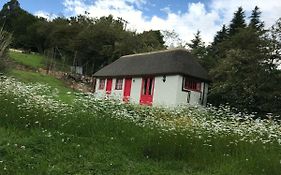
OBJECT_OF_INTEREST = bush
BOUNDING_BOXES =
[0,29,12,71]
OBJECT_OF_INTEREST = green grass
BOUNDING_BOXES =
[1,77,281,174]
[1,91,280,175]
[8,50,74,103]
[9,51,45,69]
[8,69,75,104]
[8,51,71,72]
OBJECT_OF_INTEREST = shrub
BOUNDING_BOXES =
[0,29,12,71]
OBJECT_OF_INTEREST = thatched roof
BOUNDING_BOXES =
[94,49,210,81]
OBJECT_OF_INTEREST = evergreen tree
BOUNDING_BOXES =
[187,30,206,62]
[268,18,281,70]
[249,6,264,32]
[208,8,281,116]
[213,25,228,46]
[229,7,246,36]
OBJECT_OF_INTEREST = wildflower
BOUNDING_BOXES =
[46,132,52,138]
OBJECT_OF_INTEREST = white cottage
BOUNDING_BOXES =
[93,49,210,107]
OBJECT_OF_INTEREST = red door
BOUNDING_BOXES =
[106,78,112,94]
[140,77,154,106]
[123,78,132,102]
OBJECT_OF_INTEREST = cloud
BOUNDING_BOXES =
[210,0,281,27]
[34,10,58,21]
[62,0,281,45]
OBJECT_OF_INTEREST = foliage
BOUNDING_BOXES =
[161,30,185,48]
[268,18,281,66]
[187,30,207,65]
[0,28,12,71]
[0,0,37,49]
[0,77,281,174]
[0,1,166,74]
[0,29,12,58]
[249,6,264,31]
[228,7,247,36]
[206,7,281,116]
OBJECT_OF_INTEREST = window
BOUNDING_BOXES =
[142,78,154,95]
[115,78,123,90]
[99,79,105,90]
[183,77,201,92]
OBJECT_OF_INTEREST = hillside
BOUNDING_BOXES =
[0,75,281,174]
[0,0,281,173]
[0,51,281,174]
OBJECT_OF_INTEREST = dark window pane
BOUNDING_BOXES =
[143,78,148,95]
[148,78,153,95]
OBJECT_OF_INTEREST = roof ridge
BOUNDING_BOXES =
[121,48,189,58]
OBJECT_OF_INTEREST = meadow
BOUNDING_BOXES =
[8,51,44,69]
[0,75,281,174]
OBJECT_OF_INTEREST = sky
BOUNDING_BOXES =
[1,0,281,45]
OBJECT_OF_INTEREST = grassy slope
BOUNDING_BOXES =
[9,51,44,68]
[7,51,75,103]
[8,69,75,104]
[8,51,70,71]
[1,51,280,174]
[0,91,200,175]
[1,86,280,175]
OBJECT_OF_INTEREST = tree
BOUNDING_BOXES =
[213,25,228,46]
[0,25,12,57]
[186,30,209,69]
[161,30,185,48]
[268,18,281,68]
[209,26,281,115]
[249,6,264,32]
[207,6,281,116]
[0,0,37,49]
[0,29,12,71]
[138,30,166,52]
[229,7,246,36]
[187,31,206,59]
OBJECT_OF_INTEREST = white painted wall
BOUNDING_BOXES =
[94,76,208,107]
[153,75,178,107]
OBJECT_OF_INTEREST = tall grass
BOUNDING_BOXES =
[0,76,281,174]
